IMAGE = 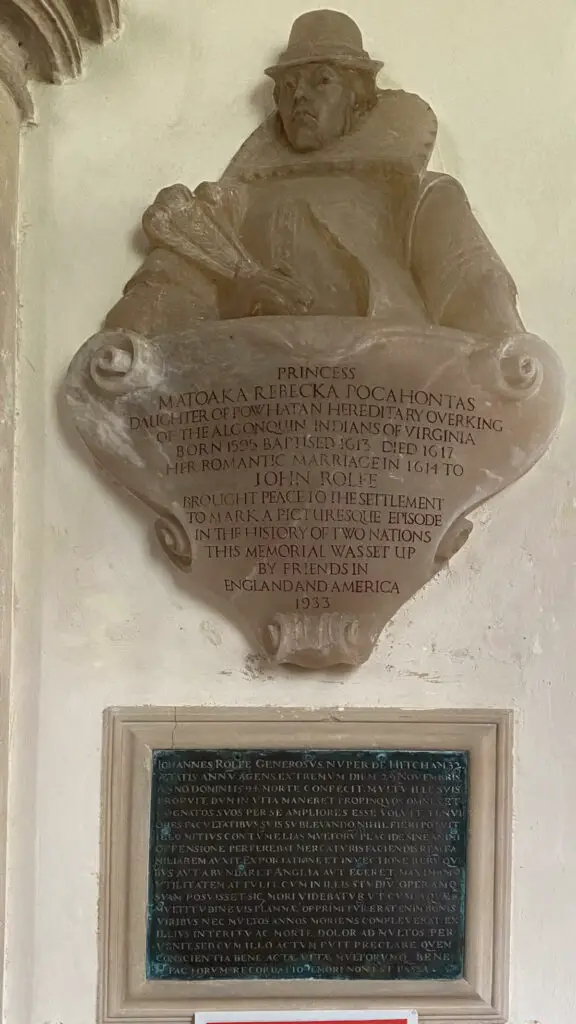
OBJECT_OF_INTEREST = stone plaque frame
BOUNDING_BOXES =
[99,708,512,1024]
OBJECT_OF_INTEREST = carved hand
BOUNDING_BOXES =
[232,264,315,317]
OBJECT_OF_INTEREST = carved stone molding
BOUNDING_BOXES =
[0,0,121,120]
[0,4,122,1020]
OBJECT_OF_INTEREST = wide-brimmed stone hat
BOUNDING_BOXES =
[265,9,384,78]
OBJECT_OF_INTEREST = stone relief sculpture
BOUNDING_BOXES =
[66,10,564,667]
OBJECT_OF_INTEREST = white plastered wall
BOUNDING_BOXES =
[8,1,576,1022]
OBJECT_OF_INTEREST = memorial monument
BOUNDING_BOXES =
[65,10,564,667]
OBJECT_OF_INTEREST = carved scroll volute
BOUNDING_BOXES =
[154,514,193,572]
[495,334,545,400]
[88,329,164,396]
[469,333,563,409]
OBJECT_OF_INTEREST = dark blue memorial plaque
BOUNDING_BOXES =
[147,749,468,981]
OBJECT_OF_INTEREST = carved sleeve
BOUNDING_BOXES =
[105,181,254,333]
[410,172,525,338]
[105,247,220,334]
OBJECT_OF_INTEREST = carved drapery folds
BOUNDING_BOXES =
[0,0,121,119]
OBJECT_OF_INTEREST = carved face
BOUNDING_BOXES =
[275,62,355,152]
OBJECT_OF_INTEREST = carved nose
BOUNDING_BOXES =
[293,80,310,102]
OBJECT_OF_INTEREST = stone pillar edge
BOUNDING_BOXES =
[0,4,124,1017]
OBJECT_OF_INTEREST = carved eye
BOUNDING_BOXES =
[283,76,297,92]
